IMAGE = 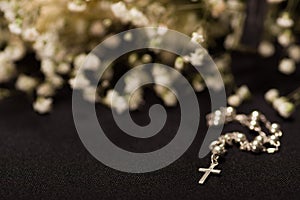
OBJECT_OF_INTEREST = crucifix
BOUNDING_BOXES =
[198,162,221,184]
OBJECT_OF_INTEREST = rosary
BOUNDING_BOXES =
[198,107,283,184]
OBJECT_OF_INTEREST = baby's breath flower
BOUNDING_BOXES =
[37,82,55,97]
[265,89,279,103]
[276,12,294,28]
[33,97,53,114]
[175,57,184,70]
[288,45,300,62]
[278,30,292,47]
[236,85,251,100]
[191,32,204,44]
[162,90,177,106]
[68,1,87,12]
[22,28,39,42]
[277,101,295,118]
[228,94,242,107]
[15,74,38,92]
[278,58,296,75]
[258,41,275,57]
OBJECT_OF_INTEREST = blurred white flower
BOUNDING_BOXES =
[37,82,55,97]
[15,74,38,92]
[22,28,39,42]
[190,48,205,66]
[8,23,22,35]
[288,45,300,62]
[162,90,177,106]
[33,97,53,114]
[277,101,295,118]
[191,32,204,44]
[264,89,279,103]
[41,59,56,76]
[278,30,292,47]
[228,94,241,107]
[57,62,71,74]
[258,41,275,57]
[0,54,16,83]
[83,86,97,103]
[278,58,296,75]
[276,12,294,28]
[69,74,90,89]
[236,85,251,100]
[68,1,87,12]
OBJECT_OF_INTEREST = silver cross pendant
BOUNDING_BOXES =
[198,162,221,184]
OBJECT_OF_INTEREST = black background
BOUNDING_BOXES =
[0,50,300,199]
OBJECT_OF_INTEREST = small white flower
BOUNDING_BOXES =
[277,12,294,28]
[128,89,143,110]
[258,41,275,57]
[74,54,87,69]
[278,58,296,75]
[277,101,295,118]
[224,34,235,49]
[278,30,292,47]
[124,32,133,42]
[190,48,205,66]
[84,54,101,71]
[69,73,90,89]
[264,89,279,103]
[89,21,104,36]
[288,45,300,62]
[83,86,97,103]
[228,94,242,107]
[0,54,16,83]
[129,8,149,26]
[15,74,38,92]
[33,97,53,114]
[41,59,56,76]
[47,75,64,89]
[37,82,55,97]
[236,85,251,100]
[206,76,223,91]
[162,90,177,106]
[22,28,39,42]
[8,23,22,35]
[191,32,204,44]
[68,1,87,12]
[114,96,128,114]
[175,57,184,70]
[57,62,71,74]
[111,2,130,22]
[272,97,288,109]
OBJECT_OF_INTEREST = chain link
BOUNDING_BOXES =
[207,107,283,157]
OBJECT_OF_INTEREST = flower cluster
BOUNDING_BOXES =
[265,88,297,118]
[0,0,299,114]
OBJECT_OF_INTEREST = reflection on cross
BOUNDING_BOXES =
[198,163,221,184]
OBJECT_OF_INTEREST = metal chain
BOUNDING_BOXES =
[198,107,283,184]
[206,107,283,157]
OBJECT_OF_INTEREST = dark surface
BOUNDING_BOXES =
[0,51,300,200]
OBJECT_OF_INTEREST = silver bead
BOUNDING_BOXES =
[251,111,260,119]
[251,141,263,152]
[270,135,279,142]
[254,135,264,143]
[235,133,246,142]
[212,145,226,155]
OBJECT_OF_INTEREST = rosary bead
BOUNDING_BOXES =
[274,131,283,137]
[254,135,264,143]
[224,134,233,145]
[270,135,279,142]
[251,141,263,152]
[236,133,246,142]
[212,145,226,155]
